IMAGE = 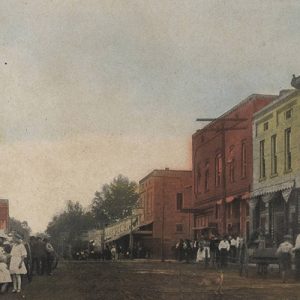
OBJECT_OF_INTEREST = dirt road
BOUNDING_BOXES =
[3,260,300,300]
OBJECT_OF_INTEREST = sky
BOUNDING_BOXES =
[0,0,300,232]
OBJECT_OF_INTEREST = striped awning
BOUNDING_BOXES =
[252,180,295,198]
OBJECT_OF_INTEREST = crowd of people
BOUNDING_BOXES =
[174,232,300,283]
[174,235,244,268]
[74,241,151,261]
[0,232,56,295]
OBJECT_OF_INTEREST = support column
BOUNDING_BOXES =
[249,197,258,236]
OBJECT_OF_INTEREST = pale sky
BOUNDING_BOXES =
[0,0,300,232]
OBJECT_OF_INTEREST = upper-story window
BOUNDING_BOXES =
[204,161,209,192]
[285,128,292,171]
[228,146,235,183]
[271,134,277,175]
[285,109,292,120]
[260,140,266,179]
[241,141,247,178]
[196,162,201,194]
[215,153,222,187]
[263,122,269,131]
[176,193,183,210]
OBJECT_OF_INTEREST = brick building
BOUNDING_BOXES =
[138,169,192,259]
[0,199,9,230]
[192,94,276,239]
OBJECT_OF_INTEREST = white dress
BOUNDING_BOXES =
[0,262,11,283]
[196,247,210,262]
[9,243,27,275]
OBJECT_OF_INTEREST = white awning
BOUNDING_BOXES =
[252,180,295,197]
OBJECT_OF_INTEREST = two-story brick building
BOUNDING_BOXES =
[252,89,300,244]
[138,169,192,258]
[192,94,276,239]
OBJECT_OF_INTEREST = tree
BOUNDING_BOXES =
[91,175,139,225]
[9,217,32,241]
[46,200,97,254]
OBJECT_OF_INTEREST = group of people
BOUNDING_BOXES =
[29,236,56,277]
[0,232,56,295]
[174,235,244,268]
[75,241,151,261]
[0,232,29,294]
[276,233,300,283]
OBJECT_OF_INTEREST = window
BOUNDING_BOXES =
[204,161,209,191]
[176,193,183,210]
[246,203,249,217]
[260,140,266,178]
[241,141,247,178]
[196,162,201,193]
[215,205,219,219]
[176,224,183,232]
[285,109,292,120]
[227,203,232,219]
[271,135,277,174]
[263,122,269,131]
[215,153,222,186]
[285,128,292,171]
[229,160,235,182]
[228,147,235,183]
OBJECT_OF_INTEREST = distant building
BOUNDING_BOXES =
[192,94,276,239]
[138,169,192,258]
[252,89,300,244]
[0,199,9,231]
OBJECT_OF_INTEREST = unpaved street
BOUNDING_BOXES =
[3,260,300,300]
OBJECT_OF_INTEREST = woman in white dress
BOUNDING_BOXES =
[9,234,27,293]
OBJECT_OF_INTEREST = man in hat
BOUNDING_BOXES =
[276,234,293,283]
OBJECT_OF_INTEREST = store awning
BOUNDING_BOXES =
[252,180,295,198]
[104,221,153,243]
[132,221,153,234]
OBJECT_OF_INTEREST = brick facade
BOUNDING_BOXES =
[192,94,276,239]
[138,169,192,258]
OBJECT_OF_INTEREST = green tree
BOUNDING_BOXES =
[9,217,32,241]
[46,200,97,253]
[91,175,139,225]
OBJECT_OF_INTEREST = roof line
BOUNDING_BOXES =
[193,93,277,137]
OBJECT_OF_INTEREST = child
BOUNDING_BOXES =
[9,233,27,293]
[0,255,11,293]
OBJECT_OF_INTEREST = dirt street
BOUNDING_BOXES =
[3,260,300,300]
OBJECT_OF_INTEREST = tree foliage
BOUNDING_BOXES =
[9,217,32,241]
[91,175,139,225]
[46,200,97,250]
